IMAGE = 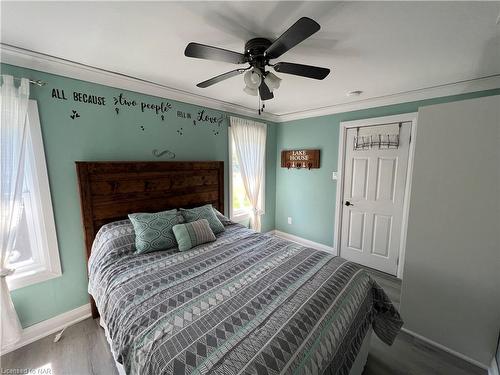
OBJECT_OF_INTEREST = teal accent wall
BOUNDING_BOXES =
[275,89,500,247]
[1,63,277,327]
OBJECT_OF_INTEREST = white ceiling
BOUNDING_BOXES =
[2,1,499,116]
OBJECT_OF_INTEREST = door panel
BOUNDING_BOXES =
[375,157,397,202]
[350,158,369,200]
[340,122,411,275]
[371,214,392,257]
[347,211,365,251]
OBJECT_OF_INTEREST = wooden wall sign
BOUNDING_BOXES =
[281,149,320,169]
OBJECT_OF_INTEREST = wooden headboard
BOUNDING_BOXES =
[76,161,224,317]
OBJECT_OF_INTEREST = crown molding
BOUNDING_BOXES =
[0,44,280,123]
[276,74,500,122]
[2,44,498,124]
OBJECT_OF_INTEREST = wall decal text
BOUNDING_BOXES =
[113,93,137,107]
[49,86,225,138]
[52,88,68,100]
[177,111,191,119]
[195,110,223,125]
[73,91,106,106]
[141,100,171,115]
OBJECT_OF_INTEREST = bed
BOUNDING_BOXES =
[76,161,402,375]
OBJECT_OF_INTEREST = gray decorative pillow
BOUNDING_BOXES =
[213,208,233,226]
[128,209,181,254]
[180,204,225,234]
[172,219,216,251]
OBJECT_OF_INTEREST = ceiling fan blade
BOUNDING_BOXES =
[185,42,248,64]
[259,81,274,101]
[265,17,321,59]
[274,62,330,80]
[197,69,246,88]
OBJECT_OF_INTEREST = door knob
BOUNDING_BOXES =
[345,201,353,206]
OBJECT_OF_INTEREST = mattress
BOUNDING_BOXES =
[89,220,402,375]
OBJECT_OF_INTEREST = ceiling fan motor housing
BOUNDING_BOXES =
[245,38,272,70]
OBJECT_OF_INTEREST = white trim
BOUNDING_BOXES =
[0,44,279,123]
[489,356,499,375]
[277,75,500,122]
[2,44,499,123]
[402,328,489,371]
[7,101,62,290]
[0,303,91,355]
[334,113,418,279]
[272,230,335,254]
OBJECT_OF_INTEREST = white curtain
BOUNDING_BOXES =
[230,116,266,232]
[0,75,30,348]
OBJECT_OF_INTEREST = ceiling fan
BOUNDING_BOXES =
[184,17,331,101]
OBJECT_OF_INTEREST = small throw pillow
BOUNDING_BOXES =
[213,208,233,226]
[173,219,216,251]
[128,209,181,254]
[180,204,225,234]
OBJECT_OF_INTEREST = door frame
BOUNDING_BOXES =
[333,113,418,279]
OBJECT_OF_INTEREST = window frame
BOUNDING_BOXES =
[228,124,266,222]
[6,100,62,290]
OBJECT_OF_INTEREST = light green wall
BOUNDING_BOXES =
[275,88,500,247]
[1,63,277,327]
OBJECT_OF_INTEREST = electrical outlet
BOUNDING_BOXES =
[287,217,292,225]
[332,171,338,180]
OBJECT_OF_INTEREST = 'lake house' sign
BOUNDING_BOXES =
[281,149,320,169]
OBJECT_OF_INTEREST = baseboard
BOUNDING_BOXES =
[272,230,336,255]
[1,303,91,355]
[489,356,499,375]
[401,328,489,371]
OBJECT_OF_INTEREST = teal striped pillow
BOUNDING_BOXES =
[172,219,216,251]
[128,209,182,254]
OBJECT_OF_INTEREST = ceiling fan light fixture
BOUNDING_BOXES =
[243,86,258,96]
[264,72,281,92]
[244,68,262,89]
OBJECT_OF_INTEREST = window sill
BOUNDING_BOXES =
[6,266,62,291]
[231,211,250,223]
[231,210,267,224]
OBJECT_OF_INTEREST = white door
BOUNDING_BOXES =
[340,122,411,275]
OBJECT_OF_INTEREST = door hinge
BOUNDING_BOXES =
[396,257,399,266]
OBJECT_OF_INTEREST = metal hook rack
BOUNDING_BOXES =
[354,123,401,150]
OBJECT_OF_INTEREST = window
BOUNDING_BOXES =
[231,138,252,218]
[6,101,61,290]
[228,122,265,222]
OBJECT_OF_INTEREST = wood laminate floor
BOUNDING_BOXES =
[1,269,485,375]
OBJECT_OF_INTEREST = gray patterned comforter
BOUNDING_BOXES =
[88,221,402,375]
